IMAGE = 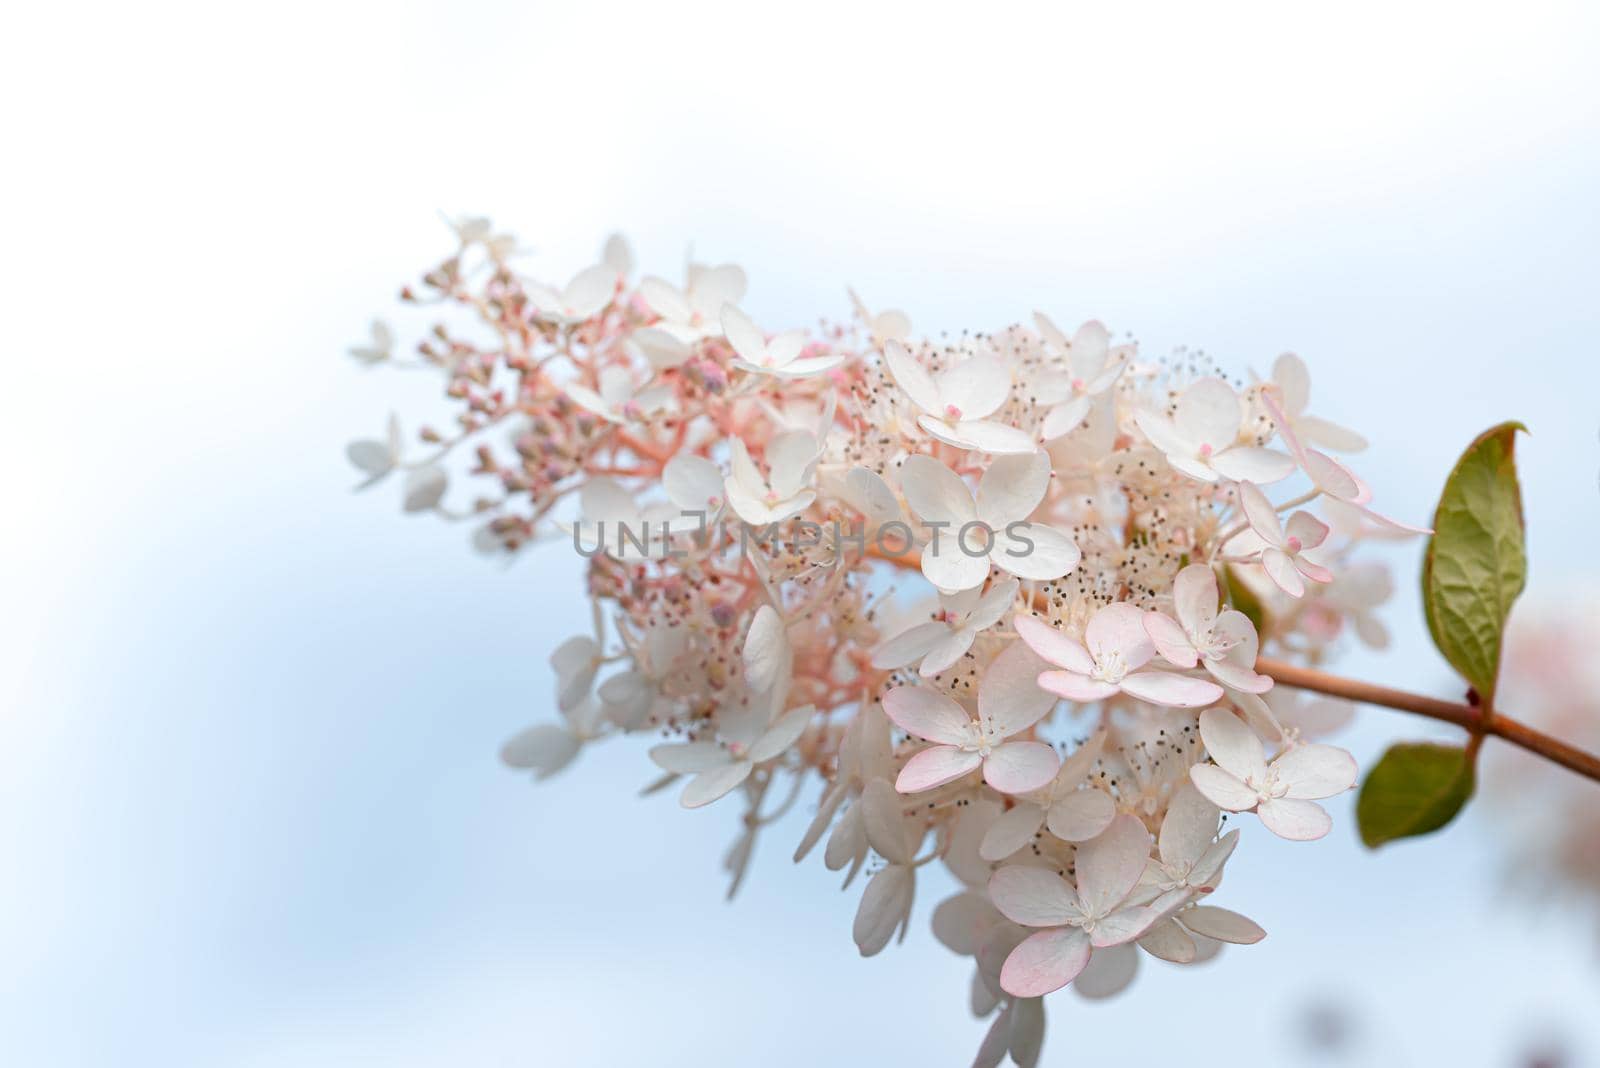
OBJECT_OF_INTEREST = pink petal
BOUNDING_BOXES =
[1211,445,1295,484]
[987,865,1080,927]
[1014,615,1096,674]
[1262,547,1306,597]
[1257,797,1333,840]
[882,685,977,746]
[1284,509,1330,550]
[1089,906,1156,948]
[1038,671,1119,703]
[1000,927,1093,998]
[1237,480,1285,545]
[895,745,983,793]
[1119,670,1224,708]
[1085,603,1155,667]
[983,741,1061,795]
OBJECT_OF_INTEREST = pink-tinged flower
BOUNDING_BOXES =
[1189,707,1357,841]
[638,262,747,343]
[1143,564,1273,694]
[882,641,1060,794]
[989,814,1158,997]
[721,304,841,378]
[526,262,620,323]
[1139,781,1239,908]
[1015,604,1225,708]
[1261,388,1430,535]
[1268,352,1367,453]
[871,577,1020,678]
[883,339,1035,454]
[725,430,819,524]
[562,365,674,425]
[898,452,1081,593]
[1032,315,1127,441]
[1228,480,1332,597]
[979,730,1118,861]
[1133,377,1295,484]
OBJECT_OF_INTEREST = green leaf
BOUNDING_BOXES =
[1224,564,1265,634]
[1356,742,1475,848]
[1421,422,1528,706]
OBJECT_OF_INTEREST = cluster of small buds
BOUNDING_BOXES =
[349,220,1424,1067]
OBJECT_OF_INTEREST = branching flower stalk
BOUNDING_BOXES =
[347,219,1600,1068]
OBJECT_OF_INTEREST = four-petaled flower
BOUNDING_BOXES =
[1016,605,1225,708]
[871,577,1020,678]
[1134,377,1295,484]
[725,430,820,524]
[989,814,1158,997]
[1189,707,1357,841]
[1143,564,1274,694]
[722,304,841,378]
[1032,315,1127,441]
[899,452,1081,593]
[882,641,1061,794]
[884,340,1035,453]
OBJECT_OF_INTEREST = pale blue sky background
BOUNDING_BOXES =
[5,2,1600,1065]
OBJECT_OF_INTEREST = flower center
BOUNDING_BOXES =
[1286,535,1302,553]
[1198,442,1214,459]
[944,403,963,420]
[1094,650,1129,685]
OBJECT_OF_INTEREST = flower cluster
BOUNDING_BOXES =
[349,221,1420,1066]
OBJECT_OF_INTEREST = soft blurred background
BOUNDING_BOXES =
[5,2,1600,1064]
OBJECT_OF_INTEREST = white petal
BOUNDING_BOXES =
[861,777,913,864]
[1013,616,1095,674]
[1180,905,1266,944]
[1073,942,1138,1000]
[1041,396,1092,441]
[976,450,1050,527]
[1271,352,1310,413]
[931,890,996,955]
[896,745,983,793]
[1144,611,1197,668]
[748,704,814,763]
[1137,918,1197,964]
[842,466,901,524]
[1189,764,1258,812]
[992,524,1080,582]
[1076,813,1151,918]
[662,452,724,514]
[1045,790,1116,843]
[941,419,1037,455]
[938,357,1011,420]
[987,866,1079,928]
[978,639,1057,739]
[346,440,393,476]
[1238,480,1286,546]
[742,605,788,694]
[680,760,754,808]
[1257,797,1333,840]
[899,455,977,527]
[853,863,915,956]
[917,629,978,678]
[499,724,579,778]
[1088,905,1156,948]
[1211,446,1296,484]
[983,742,1060,795]
[1119,670,1223,708]
[870,622,948,670]
[883,339,941,415]
[1174,377,1240,451]
[1172,563,1220,633]
[1085,603,1155,667]
[648,740,730,775]
[882,685,977,746]
[1158,781,1221,866]
[402,466,447,512]
[719,304,767,364]
[920,536,993,593]
[1275,743,1358,799]
[1198,707,1268,782]
[980,803,1047,862]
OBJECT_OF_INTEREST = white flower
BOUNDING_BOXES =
[1189,707,1357,841]
[1134,377,1295,484]
[638,263,748,342]
[725,430,819,524]
[882,640,1060,794]
[1032,315,1127,441]
[979,730,1118,861]
[348,320,393,365]
[1269,352,1367,452]
[346,413,402,485]
[649,702,815,809]
[1227,481,1332,597]
[883,340,1034,454]
[899,452,1081,592]
[989,814,1158,997]
[1016,604,1224,708]
[499,696,606,780]
[871,577,1019,678]
[402,466,447,513]
[563,365,674,424]
[721,304,841,378]
[1143,563,1274,693]
[570,478,678,560]
[526,262,620,323]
